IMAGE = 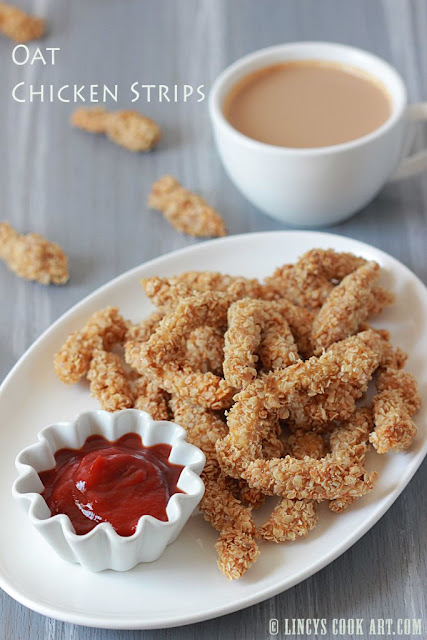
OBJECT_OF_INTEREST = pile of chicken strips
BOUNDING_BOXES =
[54,249,421,580]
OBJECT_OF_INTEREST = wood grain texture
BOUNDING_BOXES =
[0,0,426,638]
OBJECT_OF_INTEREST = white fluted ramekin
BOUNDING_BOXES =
[12,409,205,572]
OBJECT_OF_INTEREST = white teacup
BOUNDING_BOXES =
[209,42,427,227]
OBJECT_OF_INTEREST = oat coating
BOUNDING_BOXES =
[223,299,299,389]
[52,247,420,580]
[370,367,421,453]
[125,310,165,343]
[148,175,227,237]
[126,339,234,410]
[0,222,68,285]
[287,430,327,460]
[87,350,134,411]
[126,293,234,409]
[216,330,386,477]
[186,326,225,375]
[215,529,260,580]
[133,376,170,420]
[141,272,264,309]
[259,499,318,543]
[311,262,381,355]
[242,454,377,502]
[0,3,44,41]
[328,408,373,512]
[259,430,323,543]
[141,292,229,365]
[54,307,128,384]
[72,107,161,152]
[264,250,392,318]
[170,397,259,579]
[264,249,366,310]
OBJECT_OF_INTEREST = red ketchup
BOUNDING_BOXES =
[39,433,184,536]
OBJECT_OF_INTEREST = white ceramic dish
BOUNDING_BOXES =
[0,231,426,630]
[12,410,205,572]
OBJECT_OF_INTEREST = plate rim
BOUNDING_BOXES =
[1,229,426,630]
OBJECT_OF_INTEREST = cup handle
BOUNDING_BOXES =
[390,103,427,181]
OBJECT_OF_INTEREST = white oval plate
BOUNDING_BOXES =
[0,231,426,630]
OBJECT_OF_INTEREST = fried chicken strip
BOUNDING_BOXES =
[126,341,233,410]
[216,330,386,477]
[311,262,381,355]
[223,298,299,389]
[72,107,161,152]
[287,430,328,460]
[87,350,134,411]
[148,175,227,237]
[264,250,393,318]
[264,250,366,309]
[0,221,68,285]
[258,431,325,543]
[329,407,373,511]
[370,367,421,453]
[242,409,378,502]
[242,456,376,502]
[259,499,318,543]
[186,326,225,376]
[133,376,170,420]
[54,307,128,384]
[126,310,165,343]
[170,397,259,580]
[141,272,264,310]
[0,3,44,42]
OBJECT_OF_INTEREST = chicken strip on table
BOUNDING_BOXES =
[0,221,68,285]
[72,107,161,152]
[264,249,394,317]
[223,298,299,390]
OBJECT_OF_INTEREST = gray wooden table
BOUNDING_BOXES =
[1,1,426,638]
